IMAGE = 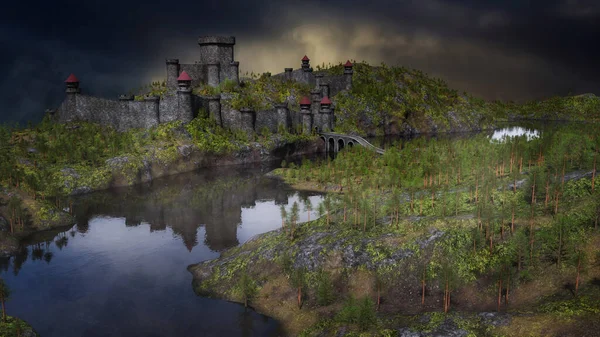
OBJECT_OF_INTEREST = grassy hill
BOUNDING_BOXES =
[134,62,600,136]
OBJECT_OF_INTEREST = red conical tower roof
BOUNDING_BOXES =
[344,60,353,67]
[65,74,79,83]
[321,96,332,104]
[177,71,192,81]
[299,96,311,105]
[301,55,310,61]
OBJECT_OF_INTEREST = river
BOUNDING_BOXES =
[0,163,324,337]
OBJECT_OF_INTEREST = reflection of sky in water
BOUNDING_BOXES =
[238,194,323,244]
[0,178,322,337]
[491,127,539,142]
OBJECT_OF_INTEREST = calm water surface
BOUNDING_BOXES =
[0,164,324,337]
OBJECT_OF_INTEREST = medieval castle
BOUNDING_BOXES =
[55,36,354,134]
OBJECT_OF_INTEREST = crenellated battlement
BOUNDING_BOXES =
[54,36,353,134]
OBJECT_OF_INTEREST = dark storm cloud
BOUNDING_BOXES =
[0,0,598,125]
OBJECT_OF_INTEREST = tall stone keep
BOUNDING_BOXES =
[177,71,194,123]
[197,36,239,85]
[166,59,180,91]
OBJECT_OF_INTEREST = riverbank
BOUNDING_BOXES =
[188,212,600,336]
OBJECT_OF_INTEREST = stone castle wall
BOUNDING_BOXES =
[54,36,352,134]
[57,94,160,131]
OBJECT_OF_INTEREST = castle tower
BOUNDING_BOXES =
[63,74,80,121]
[65,73,80,94]
[177,71,194,123]
[197,36,239,85]
[301,55,310,70]
[166,59,180,91]
[299,96,312,135]
[301,55,312,84]
[319,96,333,132]
[344,60,353,91]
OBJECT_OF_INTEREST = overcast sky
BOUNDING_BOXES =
[1,0,598,124]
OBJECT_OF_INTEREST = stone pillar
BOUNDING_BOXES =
[207,63,220,87]
[344,60,353,91]
[284,68,293,81]
[240,108,256,135]
[275,103,290,131]
[299,98,312,135]
[319,83,330,99]
[205,95,222,126]
[166,59,180,91]
[229,61,240,84]
[143,96,160,128]
[177,77,193,124]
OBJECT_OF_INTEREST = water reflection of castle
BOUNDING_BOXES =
[71,168,299,252]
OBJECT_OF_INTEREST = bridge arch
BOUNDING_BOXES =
[348,141,354,148]
[337,139,345,152]
[328,138,335,153]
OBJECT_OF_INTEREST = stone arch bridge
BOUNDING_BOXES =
[318,132,385,154]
